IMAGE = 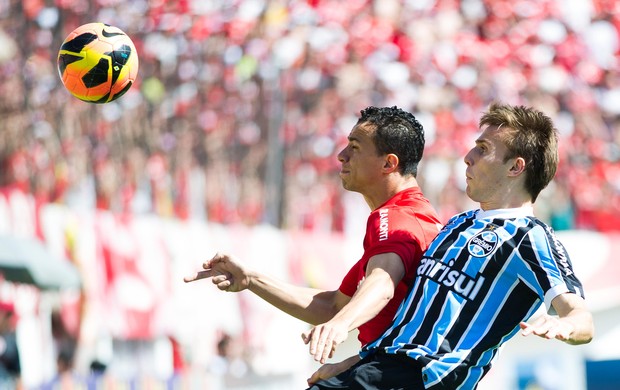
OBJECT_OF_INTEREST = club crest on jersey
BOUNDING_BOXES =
[467,230,498,257]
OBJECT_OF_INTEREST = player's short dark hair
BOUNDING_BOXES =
[357,106,425,177]
[479,102,559,202]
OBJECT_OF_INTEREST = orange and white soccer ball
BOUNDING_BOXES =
[57,22,139,103]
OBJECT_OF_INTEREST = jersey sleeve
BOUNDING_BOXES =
[339,206,429,296]
[339,260,363,297]
[363,208,422,276]
[522,223,586,312]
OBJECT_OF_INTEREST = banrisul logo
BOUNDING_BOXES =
[467,230,498,257]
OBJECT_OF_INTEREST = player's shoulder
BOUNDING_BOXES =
[445,209,477,225]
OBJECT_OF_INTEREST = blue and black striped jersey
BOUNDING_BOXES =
[361,207,585,389]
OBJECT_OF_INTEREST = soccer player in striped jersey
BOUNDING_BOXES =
[307,102,594,389]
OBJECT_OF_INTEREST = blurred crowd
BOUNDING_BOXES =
[1,0,619,232]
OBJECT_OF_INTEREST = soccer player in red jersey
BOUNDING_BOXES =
[184,106,442,380]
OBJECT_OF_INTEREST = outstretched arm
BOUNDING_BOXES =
[184,252,347,325]
[520,292,594,345]
[302,252,405,363]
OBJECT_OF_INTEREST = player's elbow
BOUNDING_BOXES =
[372,272,396,303]
[381,284,395,302]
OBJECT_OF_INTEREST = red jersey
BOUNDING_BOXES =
[339,187,441,346]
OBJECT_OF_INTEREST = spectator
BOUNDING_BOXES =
[0,302,20,383]
[0,0,618,232]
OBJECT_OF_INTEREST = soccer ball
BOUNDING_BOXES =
[57,22,139,103]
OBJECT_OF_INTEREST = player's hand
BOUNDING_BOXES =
[306,356,360,385]
[307,363,343,385]
[519,314,574,342]
[183,252,251,292]
[302,321,349,364]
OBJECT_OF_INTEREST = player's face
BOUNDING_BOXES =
[463,125,515,207]
[337,124,385,194]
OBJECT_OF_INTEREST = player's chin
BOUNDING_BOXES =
[465,187,482,203]
[340,178,351,190]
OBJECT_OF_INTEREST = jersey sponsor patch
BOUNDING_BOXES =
[417,257,486,301]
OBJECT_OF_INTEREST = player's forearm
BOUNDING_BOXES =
[247,272,339,325]
[328,270,394,332]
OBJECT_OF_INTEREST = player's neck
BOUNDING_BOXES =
[365,177,419,210]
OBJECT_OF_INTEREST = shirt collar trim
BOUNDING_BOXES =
[474,206,534,220]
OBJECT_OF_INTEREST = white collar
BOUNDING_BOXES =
[475,206,534,220]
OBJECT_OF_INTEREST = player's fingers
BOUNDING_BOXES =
[320,339,333,364]
[208,252,230,266]
[314,330,333,363]
[209,273,233,290]
[532,320,554,337]
[308,327,323,355]
[543,328,558,339]
[307,370,321,385]
[301,330,312,344]
[312,335,328,362]
[520,315,550,335]
[554,329,570,341]
[546,319,572,340]
[183,269,213,283]
[214,279,232,291]
[203,252,224,269]
[519,321,534,336]
[211,274,227,283]
[328,344,337,359]
[527,318,559,339]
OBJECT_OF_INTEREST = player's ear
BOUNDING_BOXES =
[508,157,526,176]
[384,154,399,172]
